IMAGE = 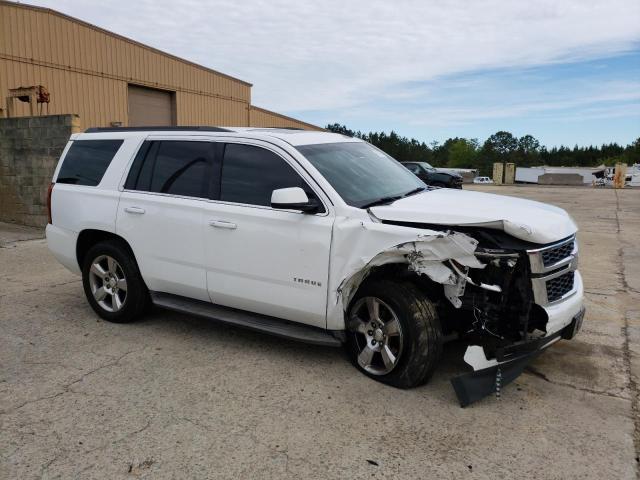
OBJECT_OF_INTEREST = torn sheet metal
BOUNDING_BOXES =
[326,216,484,330]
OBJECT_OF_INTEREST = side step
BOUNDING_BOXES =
[150,292,343,347]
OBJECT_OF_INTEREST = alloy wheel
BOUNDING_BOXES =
[88,255,127,312]
[348,296,403,375]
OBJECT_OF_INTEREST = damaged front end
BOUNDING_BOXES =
[329,217,583,406]
[443,229,584,406]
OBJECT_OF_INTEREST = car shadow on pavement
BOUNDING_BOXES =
[138,305,474,388]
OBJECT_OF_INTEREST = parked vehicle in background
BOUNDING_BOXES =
[46,127,584,406]
[604,164,639,187]
[473,176,494,184]
[401,161,463,189]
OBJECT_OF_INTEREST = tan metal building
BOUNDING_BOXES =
[0,0,321,130]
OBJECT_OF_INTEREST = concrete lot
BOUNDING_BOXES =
[1,185,639,479]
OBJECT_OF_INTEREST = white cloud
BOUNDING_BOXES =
[407,80,640,125]
[27,0,640,115]
[329,77,640,131]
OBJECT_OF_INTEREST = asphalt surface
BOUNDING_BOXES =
[1,185,639,479]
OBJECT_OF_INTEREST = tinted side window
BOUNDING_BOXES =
[221,144,321,209]
[404,163,420,174]
[124,141,153,190]
[57,140,123,186]
[126,141,213,198]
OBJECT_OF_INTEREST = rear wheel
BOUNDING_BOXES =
[346,280,442,388]
[82,241,149,323]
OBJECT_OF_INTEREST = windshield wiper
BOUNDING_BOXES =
[401,186,426,198]
[360,187,427,209]
[360,195,403,209]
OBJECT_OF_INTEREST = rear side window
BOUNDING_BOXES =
[220,144,322,210]
[56,140,123,186]
[125,141,213,198]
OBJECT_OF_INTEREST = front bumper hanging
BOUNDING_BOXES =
[451,307,585,407]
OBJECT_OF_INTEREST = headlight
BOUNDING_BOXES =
[474,247,520,268]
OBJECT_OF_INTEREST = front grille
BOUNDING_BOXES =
[528,236,578,305]
[546,271,575,302]
[541,240,574,267]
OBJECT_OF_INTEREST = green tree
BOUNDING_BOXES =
[517,134,540,154]
[623,137,640,165]
[447,138,479,168]
[483,131,518,158]
[516,134,541,166]
[325,123,639,173]
[360,130,433,164]
[325,123,356,137]
[478,131,519,175]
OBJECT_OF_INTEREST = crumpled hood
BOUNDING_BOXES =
[369,188,577,244]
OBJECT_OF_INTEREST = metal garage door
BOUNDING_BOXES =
[128,85,175,126]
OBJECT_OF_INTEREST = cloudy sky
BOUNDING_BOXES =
[30,0,640,146]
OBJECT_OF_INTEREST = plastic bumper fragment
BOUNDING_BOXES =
[450,307,585,407]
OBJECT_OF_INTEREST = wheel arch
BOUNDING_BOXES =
[343,263,460,336]
[76,229,139,271]
[349,264,446,308]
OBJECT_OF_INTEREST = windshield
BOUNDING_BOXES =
[418,162,435,171]
[296,142,426,208]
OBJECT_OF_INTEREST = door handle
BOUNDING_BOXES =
[124,206,145,215]
[209,220,237,230]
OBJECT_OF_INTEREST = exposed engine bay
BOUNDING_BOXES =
[372,221,583,406]
[377,222,545,344]
[442,227,548,354]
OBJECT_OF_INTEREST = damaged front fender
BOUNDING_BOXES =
[326,217,484,330]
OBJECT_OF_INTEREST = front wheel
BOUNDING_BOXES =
[346,280,442,388]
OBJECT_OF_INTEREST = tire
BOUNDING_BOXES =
[345,279,442,388]
[81,240,149,323]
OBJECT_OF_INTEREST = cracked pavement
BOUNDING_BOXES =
[1,185,639,479]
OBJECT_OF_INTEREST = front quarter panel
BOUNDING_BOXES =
[325,217,483,330]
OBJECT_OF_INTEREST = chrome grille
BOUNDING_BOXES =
[546,271,575,302]
[527,235,578,306]
[541,241,574,267]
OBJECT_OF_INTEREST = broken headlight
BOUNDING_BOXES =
[474,247,519,268]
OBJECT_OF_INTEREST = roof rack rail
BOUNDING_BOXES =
[252,127,304,130]
[84,126,232,133]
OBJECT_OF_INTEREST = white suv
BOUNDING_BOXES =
[473,176,494,184]
[46,127,584,405]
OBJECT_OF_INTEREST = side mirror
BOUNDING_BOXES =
[271,187,319,213]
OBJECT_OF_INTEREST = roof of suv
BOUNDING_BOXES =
[78,127,359,147]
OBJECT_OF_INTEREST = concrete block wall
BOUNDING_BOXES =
[0,115,80,227]
[538,173,584,186]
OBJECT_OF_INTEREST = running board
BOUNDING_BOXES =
[150,292,343,347]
